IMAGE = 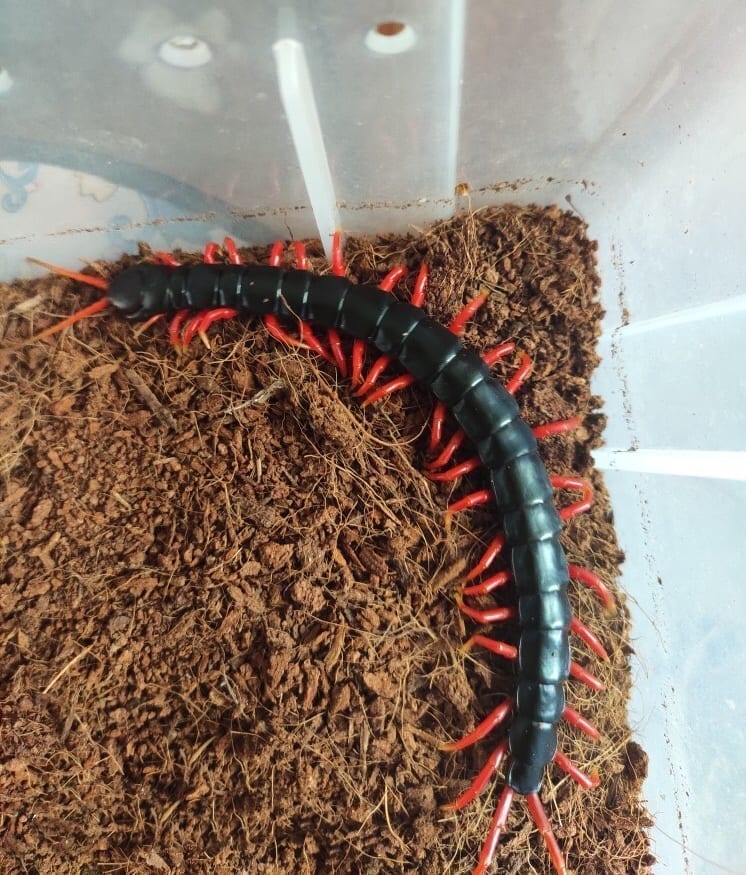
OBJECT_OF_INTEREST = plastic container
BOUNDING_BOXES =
[2,3,744,872]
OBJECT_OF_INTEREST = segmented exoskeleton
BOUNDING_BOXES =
[25,234,613,874]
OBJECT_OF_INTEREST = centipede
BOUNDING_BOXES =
[23,232,614,875]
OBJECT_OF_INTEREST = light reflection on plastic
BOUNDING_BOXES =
[0,67,13,95]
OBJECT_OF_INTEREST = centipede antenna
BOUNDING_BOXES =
[25,295,112,342]
[27,257,110,292]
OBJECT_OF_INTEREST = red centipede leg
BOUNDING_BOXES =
[133,313,166,337]
[354,352,393,395]
[533,417,582,440]
[264,314,311,350]
[292,239,309,270]
[326,231,348,376]
[526,793,568,875]
[327,329,348,376]
[192,307,239,349]
[153,251,181,267]
[570,660,604,692]
[181,312,211,348]
[223,236,242,265]
[473,785,515,875]
[570,616,609,661]
[380,265,410,291]
[456,595,517,626]
[264,311,335,366]
[554,751,600,791]
[330,229,345,275]
[427,454,481,482]
[360,373,415,407]
[203,242,220,264]
[427,402,448,453]
[168,310,191,351]
[426,429,466,471]
[461,569,512,597]
[464,533,507,583]
[568,564,614,610]
[462,635,517,661]
[505,353,533,395]
[562,705,601,741]
[297,324,336,364]
[447,489,493,514]
[481,341,516,367]
[440,701,514,753]
[448,292,489,335]
[353,352,392,395]
[441,740,509,811]
[551,475,594,521]
[353,265,409,392]
[268,239,285,267]
[410,262,428,308]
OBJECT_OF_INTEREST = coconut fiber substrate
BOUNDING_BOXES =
[0,207,654,874]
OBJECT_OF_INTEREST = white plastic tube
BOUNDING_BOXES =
[593,448,746,480]
[272,38,339,259]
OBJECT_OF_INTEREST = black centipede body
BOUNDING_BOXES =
[108,260,572,795]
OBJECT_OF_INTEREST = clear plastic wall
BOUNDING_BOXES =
[2,3,745,872]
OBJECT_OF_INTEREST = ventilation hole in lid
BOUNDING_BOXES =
[158,35,212,69]
[365,22,417,55]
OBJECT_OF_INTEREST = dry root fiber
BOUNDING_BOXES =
[0,207,653,874]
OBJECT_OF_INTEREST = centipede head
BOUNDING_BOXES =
[24,258,112,342]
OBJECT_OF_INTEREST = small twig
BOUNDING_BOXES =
[226,378,288,414]
[43,644,93,694]
[123,367,178,429]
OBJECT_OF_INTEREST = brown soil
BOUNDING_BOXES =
[0,207,654,874]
